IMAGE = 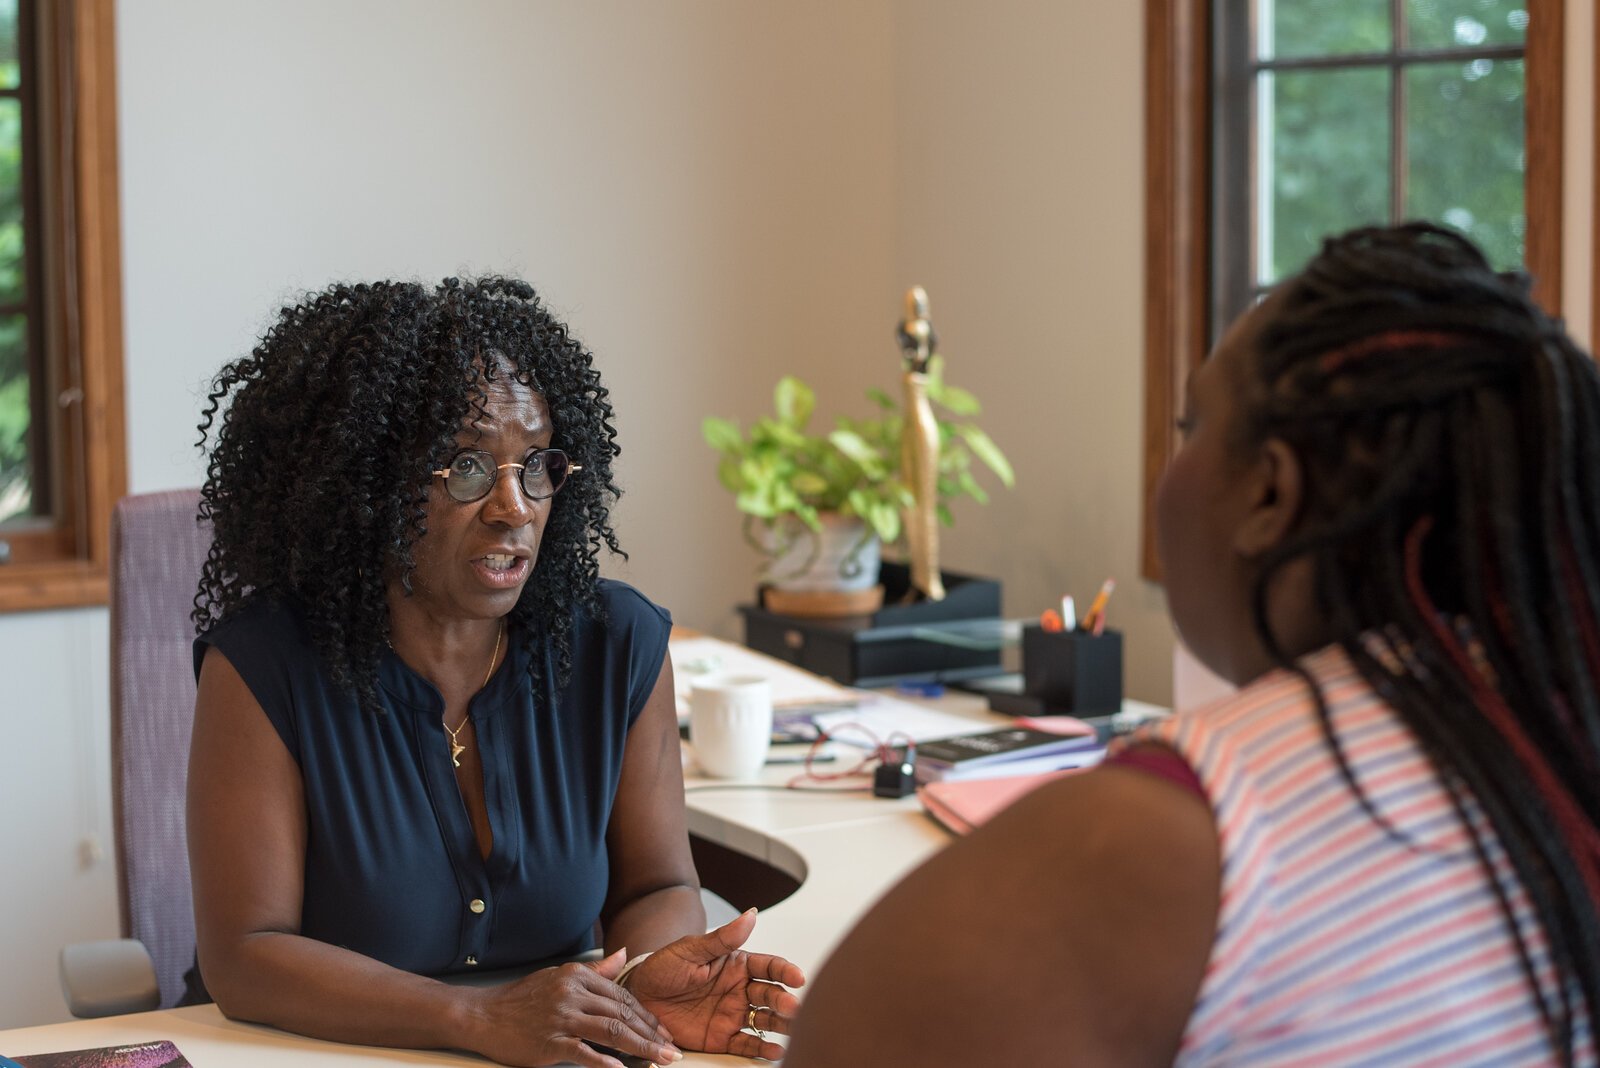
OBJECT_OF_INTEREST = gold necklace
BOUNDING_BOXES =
[443,621,503,768]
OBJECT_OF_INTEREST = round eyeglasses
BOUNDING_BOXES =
[431,448,582,503]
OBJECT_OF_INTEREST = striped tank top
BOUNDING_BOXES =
[1124,644,1594,1066]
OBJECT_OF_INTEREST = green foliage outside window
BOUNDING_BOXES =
[1263,0,1527,283]
[0,0,30,525]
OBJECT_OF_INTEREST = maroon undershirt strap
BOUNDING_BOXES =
[1103,743,1206,799]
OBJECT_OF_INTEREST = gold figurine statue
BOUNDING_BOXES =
[896,286,945,602]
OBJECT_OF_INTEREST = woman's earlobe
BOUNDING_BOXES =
[1233,439,1304,558]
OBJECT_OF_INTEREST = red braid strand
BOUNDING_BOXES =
[1318,330,1475,373]
[1403,517,1600,906]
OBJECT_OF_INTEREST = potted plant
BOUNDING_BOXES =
[702,357,1013,613]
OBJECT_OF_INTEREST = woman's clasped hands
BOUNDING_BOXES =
[466,908,805,1067]
[464,947,679,1068]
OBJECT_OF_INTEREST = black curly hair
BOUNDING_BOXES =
[1243,224,1600,1063]
[194,276,625,710]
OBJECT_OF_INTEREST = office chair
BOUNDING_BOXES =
[60,489,210,1017]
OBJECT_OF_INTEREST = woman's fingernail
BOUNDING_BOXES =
[661,1046,683,1062]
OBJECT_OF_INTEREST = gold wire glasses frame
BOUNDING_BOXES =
[431,448,583,503]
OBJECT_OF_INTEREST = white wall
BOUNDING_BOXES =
[890,0,1172,701]
[116,0,899,626]
[3,0,1594,1030]
[0,609,115,1028]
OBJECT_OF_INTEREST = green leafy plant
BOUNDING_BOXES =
[702,357,1014,562]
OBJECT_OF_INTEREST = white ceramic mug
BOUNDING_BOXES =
[689,675,773,779]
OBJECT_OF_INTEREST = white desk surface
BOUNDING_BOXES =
[0,689,1165,1066]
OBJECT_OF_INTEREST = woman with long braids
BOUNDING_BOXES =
[186,277,802,1067]
[784,224,1598,1066]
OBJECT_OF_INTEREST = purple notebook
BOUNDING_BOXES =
[7,1040,191,1068]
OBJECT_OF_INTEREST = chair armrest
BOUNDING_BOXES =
[59,938,160,1018]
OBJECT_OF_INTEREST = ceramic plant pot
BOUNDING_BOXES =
[759,512,884,616]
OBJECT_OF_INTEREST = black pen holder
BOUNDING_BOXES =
[1021,625,1124,715]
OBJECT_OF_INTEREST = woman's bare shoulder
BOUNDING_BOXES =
[783,764,1220,1068]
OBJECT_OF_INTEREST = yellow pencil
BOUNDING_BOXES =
[1081,577,1116,635]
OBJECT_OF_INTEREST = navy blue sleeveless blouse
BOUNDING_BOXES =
[192,579,672,978]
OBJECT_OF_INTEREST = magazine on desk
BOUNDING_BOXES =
[5,1040,191,1067]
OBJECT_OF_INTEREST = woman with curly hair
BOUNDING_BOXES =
[785,225,1600,1066]
[186,277,802,1068]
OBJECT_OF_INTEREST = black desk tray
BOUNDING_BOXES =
[739,562,1003,688]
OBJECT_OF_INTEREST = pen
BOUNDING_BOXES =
[1081,577,1116,637]
[766,750,839,765]
[1062,595,1077,632]
[1039,608,1064,633]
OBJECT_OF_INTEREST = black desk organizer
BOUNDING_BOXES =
[739,561,1002,688]
[1020,624,1124,715]
[961,626,1125,719]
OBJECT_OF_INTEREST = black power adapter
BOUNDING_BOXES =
[873,744,917,798]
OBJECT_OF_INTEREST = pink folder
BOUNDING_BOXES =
[917,768,1084,835]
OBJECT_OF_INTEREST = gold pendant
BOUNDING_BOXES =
[450,741,465,767]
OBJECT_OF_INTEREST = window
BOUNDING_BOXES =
[0,0,41,529]
[0,0,125,612]
[1143,0,1561,578]
[1215,0,1540,329]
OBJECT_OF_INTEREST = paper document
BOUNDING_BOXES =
[668,635,993,744]
[812,696,992,748]
[669,635,859,719]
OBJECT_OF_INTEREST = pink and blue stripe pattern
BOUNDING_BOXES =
[1128,645,1594,1066]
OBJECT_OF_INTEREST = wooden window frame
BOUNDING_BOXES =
[0,0,126,612]
[1143,0,1564,580]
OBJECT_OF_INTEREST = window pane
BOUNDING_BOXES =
[1405,58,1525,269]
[0,312,31,524]
[0,97,23,305]
[0,0,16,93]
[1261,67,1392,284]
[1406,0,1527,51]
[1259,0,1391,61]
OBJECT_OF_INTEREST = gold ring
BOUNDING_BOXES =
[747,1005,758,1031]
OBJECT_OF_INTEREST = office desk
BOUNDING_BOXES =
[0,690,1161,1066]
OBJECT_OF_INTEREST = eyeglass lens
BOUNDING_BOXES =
[443,449,571,503]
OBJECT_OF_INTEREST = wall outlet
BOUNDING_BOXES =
[79,835,104,868]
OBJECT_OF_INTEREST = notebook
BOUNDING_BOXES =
[912,726,1106,784]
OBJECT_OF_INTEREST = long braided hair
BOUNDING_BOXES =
[1243,223,1600,1061]
[194,277,625,712]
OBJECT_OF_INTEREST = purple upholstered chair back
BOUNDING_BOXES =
[109,489,210,1008]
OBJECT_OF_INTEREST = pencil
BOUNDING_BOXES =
[1081,577,1115,635]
